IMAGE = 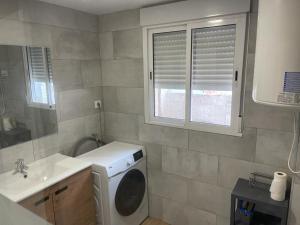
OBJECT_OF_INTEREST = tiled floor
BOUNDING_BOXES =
[142,218,169,225]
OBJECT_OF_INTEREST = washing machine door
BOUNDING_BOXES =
[115,169,146,217]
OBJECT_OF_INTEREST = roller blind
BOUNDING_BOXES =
[26,47,55,107]
[153,30,186,89]
[191,24,236,91]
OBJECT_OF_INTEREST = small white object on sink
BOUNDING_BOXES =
[0,153,92,202]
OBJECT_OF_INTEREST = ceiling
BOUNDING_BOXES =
[38,0,182,15]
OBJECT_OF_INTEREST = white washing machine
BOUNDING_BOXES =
[78,141,148,225]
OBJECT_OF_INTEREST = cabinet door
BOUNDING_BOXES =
[53,168,96,225]
[19,188,55,224]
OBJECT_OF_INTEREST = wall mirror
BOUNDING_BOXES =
[0,45,58,149]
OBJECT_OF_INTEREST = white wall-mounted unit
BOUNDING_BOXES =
[253,0,300,108]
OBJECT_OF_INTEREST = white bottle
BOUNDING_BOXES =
[270,172,287,201]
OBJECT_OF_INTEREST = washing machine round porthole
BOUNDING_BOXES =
[115,169,146,216]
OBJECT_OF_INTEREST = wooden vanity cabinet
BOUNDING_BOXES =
[19,167,96,225]
[19,187,55,224]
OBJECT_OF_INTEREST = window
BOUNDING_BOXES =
[24,47,55,109]
[144,15,246,136]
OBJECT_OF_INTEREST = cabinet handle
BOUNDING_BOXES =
[34,196,49,207]
[55,186,68,195]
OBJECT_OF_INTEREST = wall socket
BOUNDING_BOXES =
[94,100,102,109]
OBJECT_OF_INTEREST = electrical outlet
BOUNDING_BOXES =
[94,100,102,109]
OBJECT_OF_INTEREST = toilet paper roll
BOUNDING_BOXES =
[270,172,287,201]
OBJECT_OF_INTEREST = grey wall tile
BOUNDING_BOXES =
[148,169,188,203]
[217,216,230,225]
[148,194,163,219]
[103,87,144,114]
[139,117,188,149]
[188,180,231,218]
[144,143,162,170]
[0,19,27,45]
[189,128,256,161]
[81,60,102,87]
[57,114,100,156]
[218,157,253,189]
[19,0,98,32]
[32,134,60,160]
[51,27,100,60]
[0,141,34,173]
[0,0,19,19]
[244,95,294,132]
[162,146,218,185]
[255,129,293,168]
[99,32,113,60]
[113,28,142,59]
[99,9,140,32]
[53,59,83,91]
[104,112,139,141]
[162,198,217,225]
[59,87,101,121]
[24,23,53,47]
[101,59,143,87]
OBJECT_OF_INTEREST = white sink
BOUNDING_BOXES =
[0,153,92,202]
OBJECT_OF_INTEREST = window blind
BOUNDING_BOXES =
[26,47,55,107]
[28,47,49,80]
[191,25,236,91]
[153,30,186,89]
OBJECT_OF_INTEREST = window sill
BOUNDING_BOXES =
[145,118,243,137]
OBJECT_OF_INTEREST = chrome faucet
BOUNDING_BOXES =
[13,159,28,177]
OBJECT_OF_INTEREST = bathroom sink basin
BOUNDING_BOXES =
[0,153,92,202]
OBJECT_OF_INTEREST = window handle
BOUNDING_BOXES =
[235,71,238,81]
[149,72,153,80]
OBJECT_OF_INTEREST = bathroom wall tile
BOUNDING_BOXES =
[162,198,217,225]
[19,0,98,32]
[218,157,253,189]
[217,216,230,225]
[148,169,188,203]
[162,146,218,185]
[24,23,53,47]
[244,53,255,94]
[0,141,34,173]
[101,59,143,87]
[59,87,101,121]
[57,114,100,156]
[188,128,256,161]
[32,133,60,160]
[99,9,140,32]
[99,32,114,60]
[188,181,231,218]
[144,143,162,170]
[103,87,144,115]
[243,95,294,132]
[255,129,293,168]
[104,112,139,141]
[0,19,27,45]
[148,194,163,219]
[0,0,18,20]
[80,60,102,87]
[288,183,300,225]
[52,59,83,91]
[51,27,100,60]
[113,28,143,59]
[247,12,258,54]
[139,118,188,149]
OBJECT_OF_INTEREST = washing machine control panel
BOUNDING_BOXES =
[106,149,145,177]
[133,150,143,162]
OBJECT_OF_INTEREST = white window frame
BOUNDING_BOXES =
[143,14,247,136]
